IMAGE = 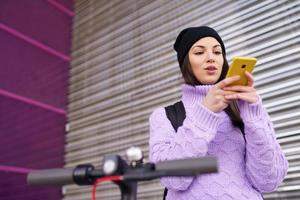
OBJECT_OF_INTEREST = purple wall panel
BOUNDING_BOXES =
[0,0,73,199]
[0,0,73,55]
[0,95,65,168]
[0,30,69,109]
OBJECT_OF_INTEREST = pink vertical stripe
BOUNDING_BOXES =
[0,165,33,174]
[47,0,74,17]
[0,88,66,115]
[0,23,71,61]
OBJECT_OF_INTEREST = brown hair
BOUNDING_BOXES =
[180,55,245,133]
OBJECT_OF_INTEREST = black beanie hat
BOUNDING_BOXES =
[174,26,226,68]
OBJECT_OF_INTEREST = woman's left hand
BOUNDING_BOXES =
[223,71,259,104]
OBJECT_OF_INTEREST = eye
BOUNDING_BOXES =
[194,52,204,55]
[214,51,222,55]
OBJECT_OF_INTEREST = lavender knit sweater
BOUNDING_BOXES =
[149,84,288,200]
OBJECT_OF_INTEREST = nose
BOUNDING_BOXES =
[206,51,215,63]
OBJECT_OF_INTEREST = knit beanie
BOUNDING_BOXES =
[174,26,226,68]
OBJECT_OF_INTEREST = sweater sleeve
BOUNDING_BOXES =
[238,97,289,193]
[149,103,221,191]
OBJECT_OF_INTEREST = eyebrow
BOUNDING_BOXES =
[192,45,221,49]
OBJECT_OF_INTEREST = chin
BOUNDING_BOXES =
[200,78,218,85]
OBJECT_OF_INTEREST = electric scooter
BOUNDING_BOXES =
[27,147,218,200]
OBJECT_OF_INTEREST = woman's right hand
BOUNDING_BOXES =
[202,76,240,113]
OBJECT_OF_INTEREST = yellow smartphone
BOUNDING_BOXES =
[226,57,257,86]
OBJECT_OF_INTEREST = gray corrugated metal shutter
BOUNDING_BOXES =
[64,0,300,199]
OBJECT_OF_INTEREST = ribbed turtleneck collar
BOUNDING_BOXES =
[181,84,213,107]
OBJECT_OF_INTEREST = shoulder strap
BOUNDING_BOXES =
[163,101,246,199]
[165,101,186,132]
[163,188,168,200]
[163,101,185,200]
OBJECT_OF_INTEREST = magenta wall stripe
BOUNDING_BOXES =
[0,88,66,115]
[0,23,71,61]
[47,0,74,17]
[0,165,33,174]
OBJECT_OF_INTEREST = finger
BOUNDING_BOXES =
[223,98,232,105]
[224,93,238,100]
[245,71,254,87]
[216,75,240,89]
[219,90,237,96]
[223,85,254,93]
[237,93,258,103]
[218,99,230,109]
[225,93,258,103]
[214,93,233,103]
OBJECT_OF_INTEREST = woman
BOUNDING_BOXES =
[149,26,288,200]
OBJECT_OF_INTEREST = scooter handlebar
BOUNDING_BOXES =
[155,156,218,176]
[27,168,74,186]
[27,157,218,185]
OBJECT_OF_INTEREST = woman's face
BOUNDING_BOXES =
[188,37,224,85]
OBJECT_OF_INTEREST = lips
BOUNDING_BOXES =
[205,66,217,71]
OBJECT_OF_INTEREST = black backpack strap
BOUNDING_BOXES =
[163,101,186,200]
[165,101,186,132]
[163,188,168,200]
